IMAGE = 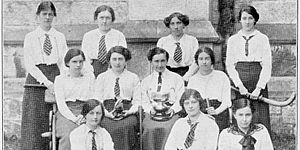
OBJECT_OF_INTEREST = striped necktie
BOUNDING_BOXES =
[89,130,97,150]
[174,42,182,63]
[184,120,199,149]
[43,34,52,55]
[98,35,107,64]
[242,35,254,56]
[157,72,162,92]
[114,77,120,97]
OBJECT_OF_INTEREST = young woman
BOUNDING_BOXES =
[20,1,67,150]
[187,47,231,131]
[226,5,272,132]
[94,46,140,150]
[165,89,219,150]
[82,5,127,77]
[54,49,95,150]
[218,98,273,150]
[70,99,114,150]
[141,47,184,150]
[157,12,198,77]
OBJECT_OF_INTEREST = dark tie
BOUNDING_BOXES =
[242,35,254,56]
[184,120,199,149]
[89,130,97,150]
[114,77,120,97]
[174,42,182,63]
[238,126,257,150]
[43,34,52,55]
[157,72,162,92]
[98,35,107,64]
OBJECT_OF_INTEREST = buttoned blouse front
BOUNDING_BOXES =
[226,29,272,89]
[94,69,140,110]
[70,124,114,150]
[165,114,219,150]
[24,26,68,86]
[54,72,95,122]
[157,34,199,68]
[187,70,231,107]
[141,69,184,113]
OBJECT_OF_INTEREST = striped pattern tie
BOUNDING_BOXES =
[157,72,162,92]
[43,34,52,55]
[89,130,97,150]
[114,77,120,97]
[184,120,199,149]
[174,42,182,63]
[98,35,107,64]
[242,35,254,56]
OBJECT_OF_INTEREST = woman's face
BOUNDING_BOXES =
[37,9,55,28]
[110,52,126,73]
[183,97,201,117]
[234,106,253,131]
[169,17,185,37]
[67,55,84,73]
[96,10,113,32]
[197,52,212,72]
[85,105,103,128]
[240,11,255,32]
[151,53,167,73]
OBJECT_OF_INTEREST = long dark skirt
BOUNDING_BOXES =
[56,100,85,150]
[100,99,139,150]
[142,113,179,150]
[234,62,271,133]
[205,100,229,132]
[20,64,59,150]
[91,59,109,77]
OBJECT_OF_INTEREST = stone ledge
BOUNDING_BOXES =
[4,20,220,46]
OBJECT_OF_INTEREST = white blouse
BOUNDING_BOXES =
[24,26,68,86]
[226,29,272,89]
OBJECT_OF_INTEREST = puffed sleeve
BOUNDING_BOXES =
[218,128,231,150]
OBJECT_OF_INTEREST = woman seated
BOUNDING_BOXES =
[187,47,231,131]
[54,49,95,150]
[165,88,219,150]
[70,99,114,150]
[141,47,184,150]
[218,98,273,150]
[93,46,140,150]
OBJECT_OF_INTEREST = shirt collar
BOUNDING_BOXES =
[107,68,128,78]
[238,29,259,38]
[97,28,112,37]
[153,69,169,78]
[82,124,103,135]
[168,34,186,44]
[36,26,57,37]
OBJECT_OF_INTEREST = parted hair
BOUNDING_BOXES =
[94,5,115,22]
[179,88,206,113]
[106,46,132,62]
[194,47,215,65]
[238,5,260,25]
[147,47,169,62]
[64,48,86,67]
[81,99,105,121]
[232,98,256,114]
[36,1,56,16]
[163,12,189,28]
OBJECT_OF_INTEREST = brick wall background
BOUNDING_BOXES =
[3,0,297,149]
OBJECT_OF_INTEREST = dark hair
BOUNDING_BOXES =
[238,5,259,25]
[81,99,105,121]
[179,88,206,113]
[232,98,255,114]
[194,47,215,65]
[94,5,115,22]
[163,12,189,28]
[106,46,132,62]
[147,47,169,62]
[36,1,56,16]
[64,48,86,67]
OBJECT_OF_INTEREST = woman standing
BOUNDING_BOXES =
[54,49,95,150]
[141,47,184,150]
[165,89,219,150]
[218,98,273,150]
[94,46,140,150]
[21,1,67,150]
[82,5,127,77]
[226,5,272,132]
[157,12,198,77]
[188,47,231,131]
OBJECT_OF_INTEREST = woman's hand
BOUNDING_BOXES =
[238,84,248,95]
[47,83,55,94]
[75,115,84,125]
[250,87,261,99]
[105,112,115,119]
[206,107,218,115]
